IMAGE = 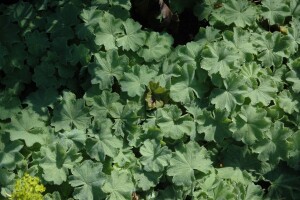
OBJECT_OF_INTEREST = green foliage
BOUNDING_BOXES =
[1,0,300,199]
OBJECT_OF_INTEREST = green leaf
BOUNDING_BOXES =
[108,103,138,137]
[194,26,222,47]
[199,109,232,143]
[252,121,292,164]
[287,130,300,170]
[223,27,257,61]
[6,108,49,147]
[51,91,91,131]
[94,12,123,50]
[246,75,278,106]
[80,6,103,27]
[86,119,122,161]
[0,133,24,170]
[170,64,204,103]
[288,18,300,53]
[113,147,136,168]
[286,58,300,93]
[201,42,239,78]
[155,105,195,140]
[222,145,264,172]
[116,18,146,51]
[59,129,87,150]
[102,170,134,200]
[140,139,171,172]
[69,160,106,200]
[254,32,291,67]
[193,0,217,21]
[133,168,161,191]
[89,50,129,90]
[39,142,82,185]
[167,142,212,187]
[210,74,247,112]
[25,88,59,114]
[0,168,15,192]
[277,90,299,114]
[25,30,49,56]
[32,61,59,89]
[120,65,157,97]
[87,90,120,118]
[217,0,257,27]
[290,0,300,19]
[265,164,300,199]
[176,41,203,67]
[67,44,91,65]
[0,90,21,120]
[231,105,271,145]
[261,0,290,25]
[138,32,173,62]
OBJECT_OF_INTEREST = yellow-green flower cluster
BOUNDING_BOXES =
[9,173,45,200]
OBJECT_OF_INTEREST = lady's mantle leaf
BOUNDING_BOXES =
[116,18,146,51]
[170,64,204,103]
[177,41,202,67]
[138,32,173,62]
[260,0,290,25]
[287,19,300,53]
[88,90,120,118]
[287,130,300,170]
[223,27,257,61]
[254,32,291,67]
[102,170,134,200]
[6,108,48,147]
[201,42,239,78]
[140,139,171,172]
[51,91,91,132]
[210,74,247,112]
[167,142,212,187]
[156,105,195,140]
[277,90,299,114]
[0,133,24,170]
[39,142,82,185]
[252,122,292,165]
[120,65,157,97]
[265,164,300,199]
[80,7,103,27]
[89,50,129,90]
[86,119,122,162]
[199,109,232,143]
[286,58,300,93]
[133,168,161,191]
[69,160,106,200]
[215,0,257,27]
[0,90,21,120]
[94,12,123,50]
[230,105,271,145]
[246,75,278,106]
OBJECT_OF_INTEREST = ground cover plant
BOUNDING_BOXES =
[0,0,300,199]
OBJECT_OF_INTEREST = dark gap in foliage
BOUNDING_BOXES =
[130,0,201,46]
[256,179,271,191]
[0,70,5,90]
[132,146,142,158]
[249,0,262,5]
[0,0,21,5]
[174,9,202,45]
[19,81,38,102]
[154,175,169,190]
[112,77,122,94]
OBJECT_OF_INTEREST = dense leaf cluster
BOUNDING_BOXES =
[0,0,300,199]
